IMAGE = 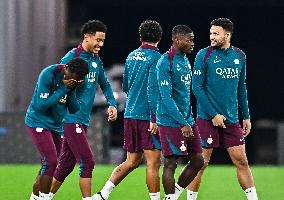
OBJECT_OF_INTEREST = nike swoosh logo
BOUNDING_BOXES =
[214,60,221,63]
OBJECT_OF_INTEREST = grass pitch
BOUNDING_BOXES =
[0,164,283,199]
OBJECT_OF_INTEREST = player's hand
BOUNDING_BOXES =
[243,119,251,137]
[107,106,117,122]
[148,122,158,134]
[212,114,226,128]
[63,79,78,90]
[181,125,193,138]
[63,78,84,90]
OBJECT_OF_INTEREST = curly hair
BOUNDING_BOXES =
[66,58,89,79]
[139,20,163,43]
[81,20,107,39]
[210,18,234,34]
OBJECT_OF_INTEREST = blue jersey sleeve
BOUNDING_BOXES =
[237,57,250,119]
[33,70,69,111]
[66,89,80,114]
[157,58,189,126]
[98,65,117,108]
[147,56,160,123]
[192,50,218,117]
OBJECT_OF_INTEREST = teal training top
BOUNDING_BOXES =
[192,46,250,124]
[61,44,117,126]
[123,44,161,122]
[156,46,195,127]
[25,64,80,134]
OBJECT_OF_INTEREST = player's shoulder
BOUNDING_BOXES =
[60,49,76,64]
[196,46,212,57]
[156,52,170,67]
[231,46,246,60]
[39,64,58,80]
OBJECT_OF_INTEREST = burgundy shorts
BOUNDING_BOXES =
[54,123,95,181]
[123,119,161,153]
[158,124,202,157]
[196,118,245,148]
[26,126,63,176]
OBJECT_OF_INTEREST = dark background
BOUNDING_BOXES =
[67,0,284,121]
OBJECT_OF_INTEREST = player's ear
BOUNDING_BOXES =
[84,34,89,41]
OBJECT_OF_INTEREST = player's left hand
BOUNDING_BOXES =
[107,106,117,122]
[243,119,251,137]
[148,122,158,134]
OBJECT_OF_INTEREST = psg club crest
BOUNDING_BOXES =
[207,135,213,144]
[76,124,82,134]
[36,128,43,133]
[234,59,240,65]
[180,141,187,151]
[92,62,97,68]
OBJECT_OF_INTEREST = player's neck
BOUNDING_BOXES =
[221,42,231,49]
[81,41,92,53]
[141,42,158,47]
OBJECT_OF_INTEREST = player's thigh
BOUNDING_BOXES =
[64,124,93,162]
[227,144,249,166]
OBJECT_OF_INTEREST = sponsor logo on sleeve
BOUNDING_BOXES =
[194,69,201,76]
[40,93,49,99]
[160,80,169,86]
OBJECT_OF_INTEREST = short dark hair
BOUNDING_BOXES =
[172,25,193,38]
[210,18,234,34]
[81,20,107,39]
[139,20,163,43]
[66,58,89,79]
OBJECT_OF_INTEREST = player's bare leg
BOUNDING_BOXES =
[227,144,258,199]
[163,156,179,194]
[186,148,213,199]
[177,153,204,187]
[144,149,161,199]
[93,152,143,200]
[144,149,161,192]
[110,151,143,184]
[50,177,62,194]
[80,177,92,198]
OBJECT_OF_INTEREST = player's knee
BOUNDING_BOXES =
[147,158,161,169]
[127,159,141,170]
[79,158,95,178]
[85,158,95,170]
[44,158,58,176]
[194,155,205,171]
[164,158,177,171]
[234,158,249,168]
